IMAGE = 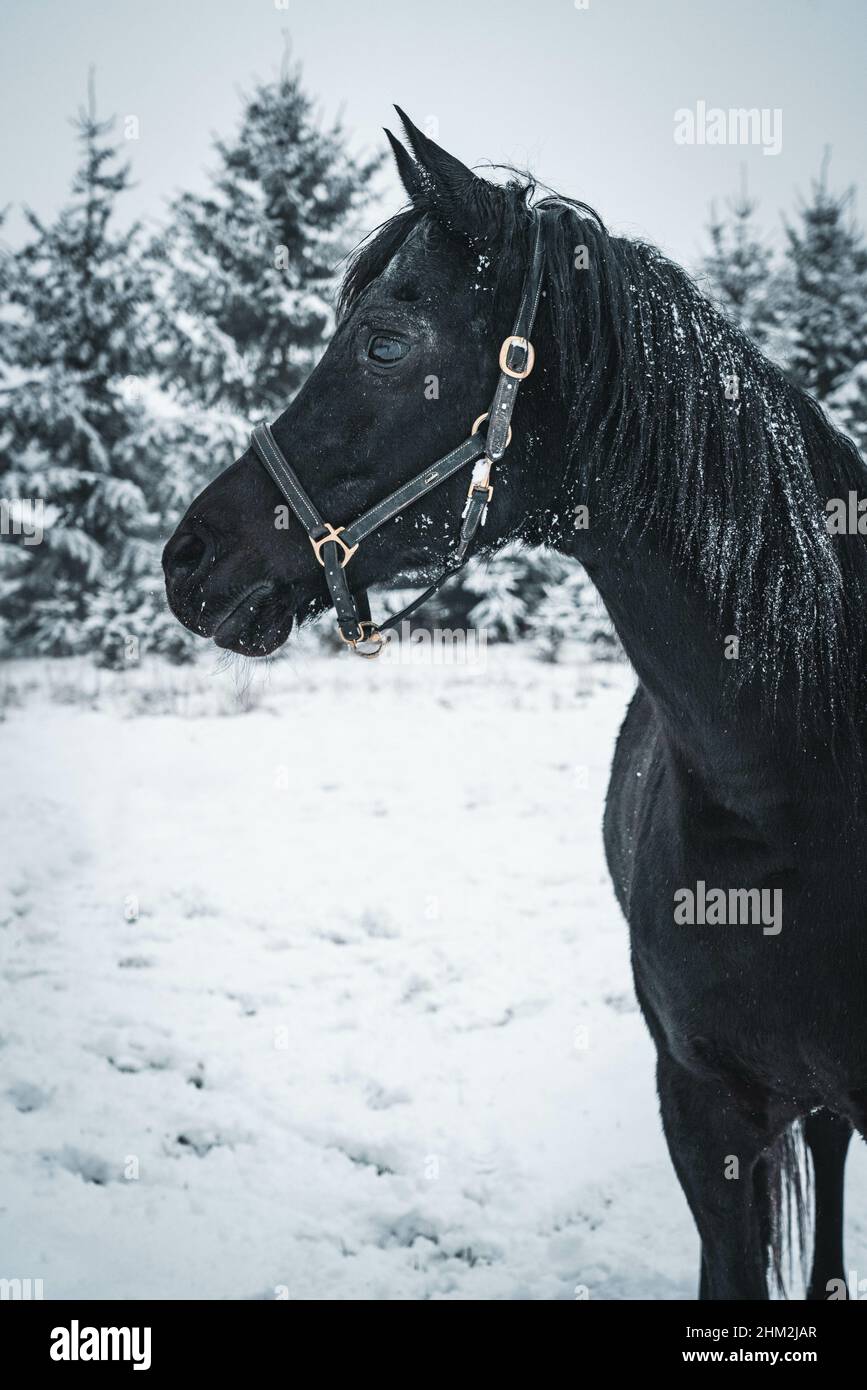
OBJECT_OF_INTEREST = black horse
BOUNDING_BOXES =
[163,111,867,1300]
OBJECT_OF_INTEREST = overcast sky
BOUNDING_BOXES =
[2,0,865,271]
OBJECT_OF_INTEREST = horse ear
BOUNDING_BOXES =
[394,107,477,199]
[383,128,425,203]
[393,105,502,238]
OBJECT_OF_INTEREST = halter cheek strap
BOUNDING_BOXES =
[250,215,546,657]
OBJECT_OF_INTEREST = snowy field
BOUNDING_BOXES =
[2,645,866,1301]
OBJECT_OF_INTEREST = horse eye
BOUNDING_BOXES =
[367,334,409,365]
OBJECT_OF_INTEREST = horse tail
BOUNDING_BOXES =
[763,1119,812,1297]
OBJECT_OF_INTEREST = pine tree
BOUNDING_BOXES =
[456,544,619,659]
[829,362,867,458]
[702,172,778,348]
[0,81,169,662]
[0,214,19,653]
[525,562,620,663]
[155,48,382,420]
[0,210,13,366]
[778,154,867,403]
[463,543,530,641]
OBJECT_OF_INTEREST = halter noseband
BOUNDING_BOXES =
[249,215,547,656]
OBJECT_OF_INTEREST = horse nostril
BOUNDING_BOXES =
[174,532,206,569]
[163,524,211,581]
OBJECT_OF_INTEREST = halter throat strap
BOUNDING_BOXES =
[250,214,547,656]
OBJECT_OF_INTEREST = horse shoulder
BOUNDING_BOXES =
[603,683,663,917]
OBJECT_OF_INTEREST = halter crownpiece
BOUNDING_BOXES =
[250,213,547,657]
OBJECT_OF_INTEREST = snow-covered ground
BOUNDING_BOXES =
[1,646,865,1300]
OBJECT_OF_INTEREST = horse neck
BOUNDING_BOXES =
[522,245,867,809]
[548,493,835,816]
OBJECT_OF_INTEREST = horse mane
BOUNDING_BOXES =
[338,176,867,730]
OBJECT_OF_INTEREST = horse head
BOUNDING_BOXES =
[162,109,574,656]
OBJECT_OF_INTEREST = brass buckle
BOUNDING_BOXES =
[499,335,535,379]
[339,620,386,659]
[466,459,494,504]
[471,412,512,447]
[310,524,358,568]
[467,481,494,503]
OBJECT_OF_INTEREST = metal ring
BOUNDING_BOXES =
[310,524,358,569]
[471,412,512,447]
[499,335,535,379]
[338,620,386,658]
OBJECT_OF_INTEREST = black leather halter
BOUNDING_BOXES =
[250,215,546,656]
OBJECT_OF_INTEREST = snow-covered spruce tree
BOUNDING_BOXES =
[449,544,619,661]
[523,556,620,664]
[155,53,382,420]
[461,542,531,641]
[0,210,12,363]
[777,156,867,405]
[703,174,779,349]
[830,362,867,458]
[0,213,21,654]
[0,88,183,665]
